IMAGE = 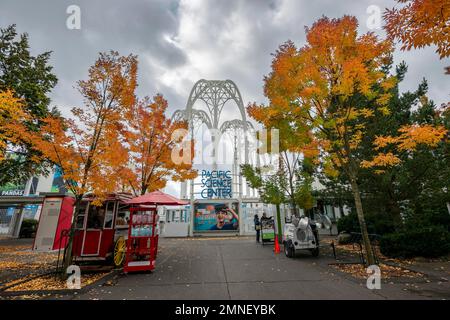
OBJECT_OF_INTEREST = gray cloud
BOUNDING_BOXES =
[1,0,447,113]
[1,0,448,195]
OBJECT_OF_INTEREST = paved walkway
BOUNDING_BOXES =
[0,238,58,286]
[72,237,448,300]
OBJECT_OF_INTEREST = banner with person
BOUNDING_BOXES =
[194,202,239,231]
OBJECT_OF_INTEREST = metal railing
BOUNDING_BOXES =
[331,232,381,265]
[55,229,71,276]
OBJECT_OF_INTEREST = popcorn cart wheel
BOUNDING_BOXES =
[113,236,126,267]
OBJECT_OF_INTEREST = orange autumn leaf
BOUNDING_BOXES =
[361,152,401,168]
[384,0,450,59]
[364,124,447,169]
[359,108,375,118]
[300,142,320,159]
[0,89,30,161]
[396,124,447,151]
[323,158,340,178]
[374,125,447,151]
[373,135,398,150]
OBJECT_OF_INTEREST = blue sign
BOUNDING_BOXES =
[200,170,232,199]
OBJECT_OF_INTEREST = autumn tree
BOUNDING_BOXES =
[384,0,449,60]
[120,94,197,196]
[276,152,315,217]
[253,16,448,265]
[250,16,401,265]
[0,25,58,185]
[248,110,316,216]
[241,163,286,241]
[318,63,449,229]
[242,123,315,241]
[33,51,137,271]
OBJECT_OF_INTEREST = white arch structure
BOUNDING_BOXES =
[172,79,255,236]
[172,79,251,188]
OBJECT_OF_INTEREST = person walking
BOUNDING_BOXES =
[261,212,272,222]
[254,214,261,243]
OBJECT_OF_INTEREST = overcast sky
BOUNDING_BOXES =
[1,0,448,196]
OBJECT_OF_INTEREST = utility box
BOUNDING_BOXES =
[33,193,75,251]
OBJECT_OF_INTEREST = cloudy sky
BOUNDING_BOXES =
[1,0,448,195]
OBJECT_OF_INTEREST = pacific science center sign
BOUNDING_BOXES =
[195,170,238,232]
[200,170,232,199]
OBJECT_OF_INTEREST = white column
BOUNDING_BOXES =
[180,181,187,199]
[189,179,195,237]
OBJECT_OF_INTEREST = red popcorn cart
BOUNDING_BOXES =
[123,191,188,273]
[71,193,133,267]
[123,206,158,273]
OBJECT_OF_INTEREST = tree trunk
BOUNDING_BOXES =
[291,198,299,217]
[62,196,82,278]
[276,204,283,243]
[348,174,376,266]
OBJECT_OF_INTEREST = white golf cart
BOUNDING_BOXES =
[282,215,320,258]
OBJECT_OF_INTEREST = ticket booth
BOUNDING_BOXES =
[33,193,75,251]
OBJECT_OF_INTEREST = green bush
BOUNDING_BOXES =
[380,225,450,258]
[337,211,397,235]
[19,219,38,238]
[404,208,450,232]
[337,212,360,234]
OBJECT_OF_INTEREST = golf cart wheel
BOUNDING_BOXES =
[284,241,294,258]
[310,247,319,257]
[283,242,289,257]
[113,236,126,267]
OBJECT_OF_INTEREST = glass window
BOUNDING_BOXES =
[86,203,105,229]
[103,202,115,229]
[0,208,13,231]
[115,204,130,227]
[75,202,88,229]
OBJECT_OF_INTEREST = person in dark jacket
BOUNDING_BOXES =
[261,212,272,222]
[254,214,261,243]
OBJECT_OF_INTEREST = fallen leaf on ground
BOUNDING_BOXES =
[4,272,110,292]
[331,263,423,279]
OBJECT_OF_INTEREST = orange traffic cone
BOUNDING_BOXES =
[274,234,281,254]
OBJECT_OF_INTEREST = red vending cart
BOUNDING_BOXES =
[71,193,133,266]
[123,206,158,273]
[124,191,188,273]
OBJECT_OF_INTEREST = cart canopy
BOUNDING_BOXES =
[126,190,188,206]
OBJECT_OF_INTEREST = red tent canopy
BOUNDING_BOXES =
[126,190,188,206]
